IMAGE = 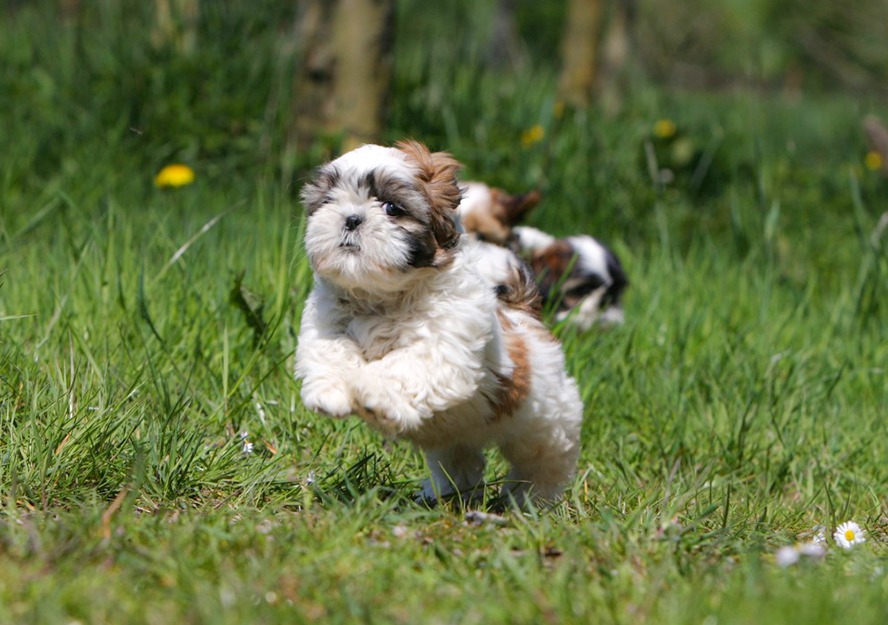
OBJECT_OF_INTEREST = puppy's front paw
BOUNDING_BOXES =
[351,377,428,435]
[301,379,354,418]
[354,404,400,437]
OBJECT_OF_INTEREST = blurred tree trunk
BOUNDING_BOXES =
[152,0,199,55]
[59,0,81,23]
[332,0,394,151]
[486,0,526,69]
[598,0,635,114]
[289,0,336,157]
[288,0,394,158]
[558,0,605,108]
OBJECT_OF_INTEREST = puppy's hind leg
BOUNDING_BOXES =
[499,431,580,506]
[419,445,486,503]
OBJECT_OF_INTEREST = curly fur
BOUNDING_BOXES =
[296,143,583,504]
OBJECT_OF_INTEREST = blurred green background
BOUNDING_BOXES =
[5,0,888,300]
[4,0,888,185]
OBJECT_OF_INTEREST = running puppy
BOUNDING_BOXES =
[296,141,583,504]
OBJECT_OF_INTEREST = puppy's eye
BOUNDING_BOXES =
[382,201,406,217]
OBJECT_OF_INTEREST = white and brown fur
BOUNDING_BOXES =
[456,181,541,245]
[511,226,628,329]
[296,141,583,504]
[455,181,628,330]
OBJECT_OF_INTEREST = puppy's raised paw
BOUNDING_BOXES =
[354,404,400,437]
[351,377,428,434]
[300,380,354,418]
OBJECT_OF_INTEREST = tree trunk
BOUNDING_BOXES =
[288,0,394,158]
[59,0,82,23]
[486,0,526,69]
[288,0,337,157]
[558,0,605,108]
[332,0,394,152]
[152,0,199,55]
[598,0,635,114]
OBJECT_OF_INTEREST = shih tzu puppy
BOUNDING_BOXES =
[295,141,583,504]
[512,226,629,330]
[456,181,541,246]
[456,184,629,330]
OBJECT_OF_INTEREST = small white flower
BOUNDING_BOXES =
[833,521,866,550]
[798,542,825,559]
[239,431,254,455]
[775,537,827,568]
[392,525,409,538]
[810,525,827,545]
[776,545,800,568]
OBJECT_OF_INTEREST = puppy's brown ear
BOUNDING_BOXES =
[396,140,463,251]
[501,189,541,226]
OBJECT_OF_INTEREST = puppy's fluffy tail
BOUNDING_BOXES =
[495,261,542,317]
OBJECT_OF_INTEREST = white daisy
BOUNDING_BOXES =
[833,521,866,549]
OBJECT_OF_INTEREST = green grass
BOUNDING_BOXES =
[1,2,887,623]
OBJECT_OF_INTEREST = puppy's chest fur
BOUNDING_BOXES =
[337,293,531,433]
[327,289,443,361]
[344,310,418,361]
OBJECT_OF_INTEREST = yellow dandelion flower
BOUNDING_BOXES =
[864,150,883,172]
[521,124,545,148]
[653,119,677,139]
[155,163,196,188]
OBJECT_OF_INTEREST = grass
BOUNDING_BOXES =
[1,1,887,623]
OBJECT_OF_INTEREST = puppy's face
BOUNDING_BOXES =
[530,240,596,314]
[529,236,628,328]
[301,141,462,292]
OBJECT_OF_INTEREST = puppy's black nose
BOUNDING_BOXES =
[344,214,363,231]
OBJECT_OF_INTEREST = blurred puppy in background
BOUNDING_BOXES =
[511,226,629,330]
[456,184,629,329]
